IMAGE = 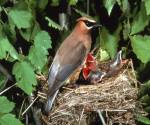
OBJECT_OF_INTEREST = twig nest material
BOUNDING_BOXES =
[42,64,138,125]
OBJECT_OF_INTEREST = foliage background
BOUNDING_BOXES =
[0,0,150,124]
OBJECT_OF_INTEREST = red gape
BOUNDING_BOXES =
[82,53,97,80]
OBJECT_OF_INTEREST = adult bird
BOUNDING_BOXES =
[45,17,101,114]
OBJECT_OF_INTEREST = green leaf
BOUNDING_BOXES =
[28,31,51,70]
[8,10,33,29]
[45,17,62,30]
[130,3,150,35]
[104,0,116,15]
[0,96,15,113]
[0,114,23,125]
[0,38,18,60]
[68,0,78,5]
[96,48,110,61]
[28,45,48,70]
[130,35,150,63]
[34,31,52,49]
[144,0,150,15]
[136,115,150,125]
[12,61,37,95]
[100,27,120,59]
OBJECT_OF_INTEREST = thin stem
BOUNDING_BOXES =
[97,110,106,125]
[87,0,89,15]
[0,83,17,95]
[22,96,39,116]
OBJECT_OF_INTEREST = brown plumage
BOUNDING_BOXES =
[45,17,101,114]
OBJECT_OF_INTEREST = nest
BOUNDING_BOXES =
[41,62,138,125]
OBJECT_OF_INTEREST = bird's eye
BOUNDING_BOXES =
[84,21,95,27]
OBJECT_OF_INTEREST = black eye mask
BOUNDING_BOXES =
[84,20,95,27]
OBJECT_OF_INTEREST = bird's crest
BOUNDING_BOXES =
[76,17,96,23]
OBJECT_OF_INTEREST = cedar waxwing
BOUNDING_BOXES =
[45,17,101,114]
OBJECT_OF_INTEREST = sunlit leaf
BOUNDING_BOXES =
[34,31,52,49]
[96,48,110,61]
[0,114,23,125]
[104,0,117,15]
[28,45,48,70]
[130,35,150,63]
[12,61,37,95]
[8,10,33,29]
[68,0,78,5]
[0,96,15,113]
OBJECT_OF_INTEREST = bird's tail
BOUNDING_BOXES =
[45,90,59,114]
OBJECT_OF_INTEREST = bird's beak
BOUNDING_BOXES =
[92,23,102,29]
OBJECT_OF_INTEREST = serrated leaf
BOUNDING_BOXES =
[12,61,37,95]
[0,114,23,125]
[130,3,150,35]
[28,45,48,70]
[100,27,120,59]
[34,31,52,49]
[8,10,33,29]
[130,35,150,63]
[104,0,116,15]
[0,96,15,113]
[144,0,150,15]
[45,17,62,30]
[0,38,18,60]
[136,115,150,125]
[74,8,91,17]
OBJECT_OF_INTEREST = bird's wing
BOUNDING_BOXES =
[48,41,87,96]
